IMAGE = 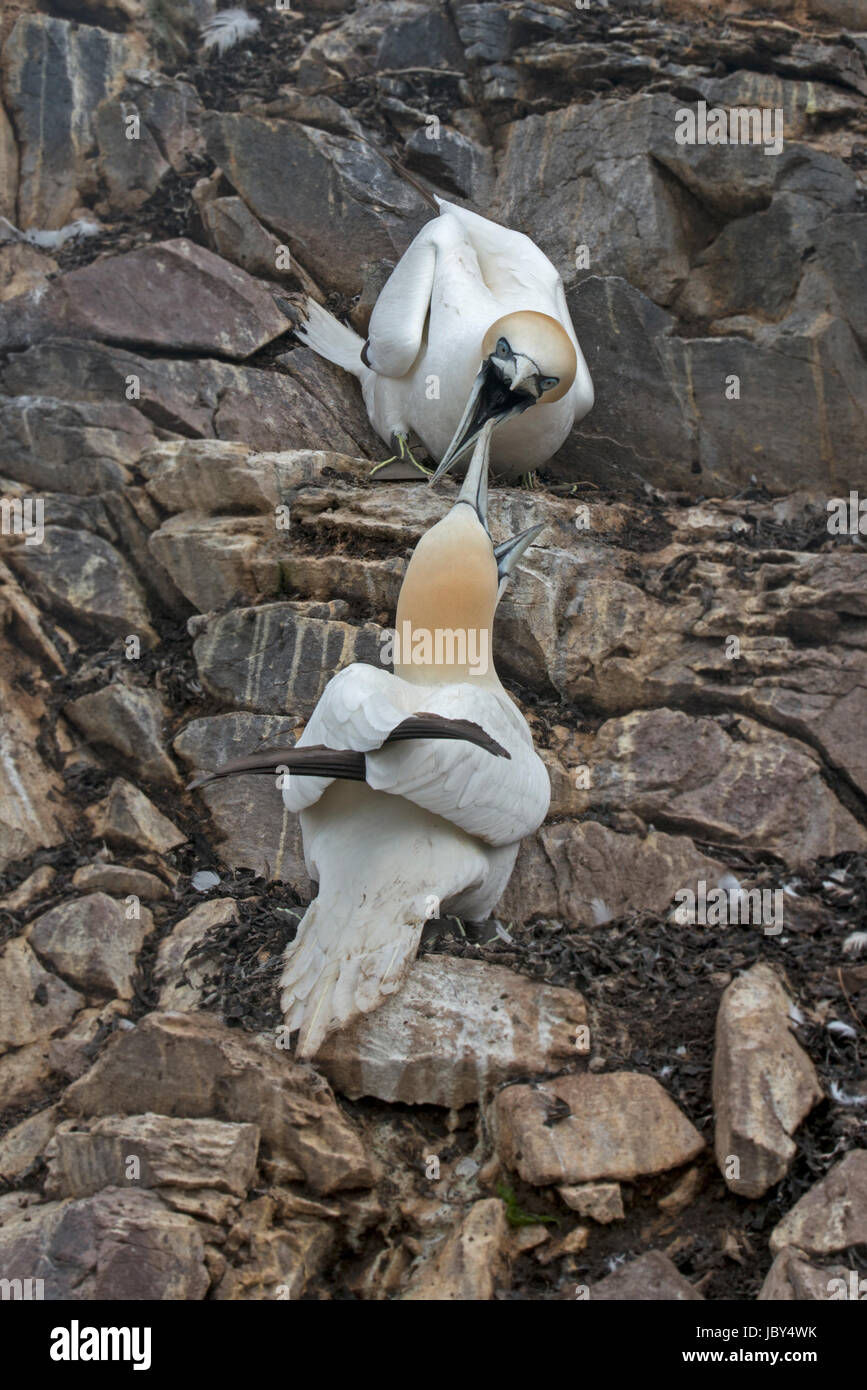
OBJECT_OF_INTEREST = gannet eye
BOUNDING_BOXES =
[539,375,559,393]
[495,337,510,358]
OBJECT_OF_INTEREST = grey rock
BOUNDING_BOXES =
[0,396,156,494]
[193,603,384,714]
[205,111,429,296]
[0,239,291,358]
[589,1251,703,1301]
[95,72,204,215]
[28,892,155,1001]
[0,1189,209,1299]
[173,713,311,888]
[45,1113,259,1199]
[316,957,588,1107]
[65,683,179,787]
[2,14,144,228]
[0,937,84,1054]
[0,338,374,455]
[64,1011,376,1194]
[404,125,494,200]
[8,526,158,646]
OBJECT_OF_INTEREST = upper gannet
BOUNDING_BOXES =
[190,420,550,1056]
[295,198,594,480]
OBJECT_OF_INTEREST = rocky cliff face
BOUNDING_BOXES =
[0,0,865,1302]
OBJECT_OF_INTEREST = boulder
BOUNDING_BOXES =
[0,1189,209,1299]
[63,1011,376,1194]
[713,964,823,1198]
[316,957,588,1106]
[495,1072,705,1185]
[45,1113,260,1199]
[28,893,155,1001]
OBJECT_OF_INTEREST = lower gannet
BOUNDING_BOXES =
[190,421,550,1056]
[295,198,594,480]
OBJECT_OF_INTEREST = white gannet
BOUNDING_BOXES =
[295,197,594,480]
[189,420,550,1056]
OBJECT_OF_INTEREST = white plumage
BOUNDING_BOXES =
[277,422,550,1056]
[297,197,593,479]
[200,8,261,56]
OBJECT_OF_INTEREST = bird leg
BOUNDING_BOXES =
[370,432,433,478]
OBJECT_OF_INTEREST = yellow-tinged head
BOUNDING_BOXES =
[431,310,578,482]
[481,311,577,405]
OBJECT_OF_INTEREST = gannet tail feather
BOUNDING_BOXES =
[295,298,367,377]
[281,898,423,1058]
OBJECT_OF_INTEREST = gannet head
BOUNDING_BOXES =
[430,310,577,482]
[395,420,545,685]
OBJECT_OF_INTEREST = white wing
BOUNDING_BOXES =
[364,222,440,378]
[434,197,563,303]
[365,683,549,846]
[283,663,550,846]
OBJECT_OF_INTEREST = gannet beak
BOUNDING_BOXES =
[494,523,546,579]
[431,356,536,484]
[494,522,546,600]
[454,417,493,529]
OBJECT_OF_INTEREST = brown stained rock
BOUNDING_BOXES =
[0,1189,209,1300]
[536,1225,590,1265]
[758,1245,852,1301]
[588,1251,703,1301]
[45,1114,260,1199]
[149,513,282,613]
[48,1002,127,1082]
[139,440,371,515]
[27,893,154,1001]
[71,863,170,901]
[0,866,56,912]
[15,239,291,359]
[401,1199,511,1301]
[215,1194,335,1300]
[173,713,310,888]
[65,684,179,788]
[154,899,238,1011]
[200,195,288,281]
[0,242,56,301]
[0,937,83,1054]
[770,1151,867,1256]
[557,1182,624,1224]
[498,819,724,927]
[713,964,823,1198]
[316,957,588,1108]
[495,1073,704,1186]
[0,1106,59,1184]
[0,94,17,221]
[0,1040,56,1116]
[85,779,187,855]
[63,1012,375,1194]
